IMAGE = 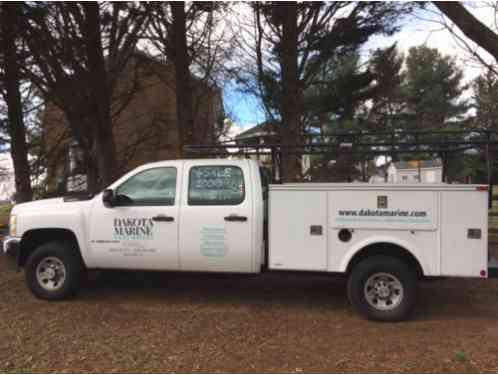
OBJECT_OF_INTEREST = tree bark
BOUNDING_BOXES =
[434,2,498,62]
[1,3,33,202]
[279,2,302,182]
[171,2,195,156]
[82,3,118,190]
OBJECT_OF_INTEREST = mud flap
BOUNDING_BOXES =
[488,259,498,278]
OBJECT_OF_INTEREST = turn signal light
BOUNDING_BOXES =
[9,215,16,237]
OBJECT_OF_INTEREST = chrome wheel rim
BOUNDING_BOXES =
[36,257,66,291]
[364,272,404,311]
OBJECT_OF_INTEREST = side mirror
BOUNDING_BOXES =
[102,189,115,207]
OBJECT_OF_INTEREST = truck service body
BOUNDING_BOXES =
[3,159,490,321]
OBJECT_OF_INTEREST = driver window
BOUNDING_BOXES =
[116,167,177,206]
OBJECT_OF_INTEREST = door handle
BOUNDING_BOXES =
[224,214,247,222]
[152,215,174,222]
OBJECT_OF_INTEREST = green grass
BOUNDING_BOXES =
[0,204,12,228]
[455,351,468,362]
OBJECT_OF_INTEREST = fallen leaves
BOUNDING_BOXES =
[1,255,498,373]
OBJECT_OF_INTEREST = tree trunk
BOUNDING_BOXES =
[434,2,498,63]
[93,128,117,188]
[171,2,195,155]
[1,3,33,202]
[279,2,302,182]
[82,3,118,189]
[86,158,99,194]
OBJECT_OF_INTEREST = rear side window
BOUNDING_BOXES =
[116,167,177,205]
[188,166,245,205]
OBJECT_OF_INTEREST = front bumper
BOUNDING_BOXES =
[3,236,21,270]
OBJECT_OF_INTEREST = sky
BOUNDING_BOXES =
[224,2,496,132]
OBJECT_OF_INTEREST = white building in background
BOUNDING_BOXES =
[387,159,443,183]
[369,170,387,183]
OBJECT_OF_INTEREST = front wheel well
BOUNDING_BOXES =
[346,242,424,279]
[19,228,82,267]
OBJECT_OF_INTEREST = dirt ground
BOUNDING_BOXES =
[1,255,498,373]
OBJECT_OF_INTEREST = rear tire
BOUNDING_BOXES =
[347,255,417,322]
[25,241,84,300]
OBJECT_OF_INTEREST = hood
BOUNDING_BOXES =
[16,197,64,209]
[12,196,88,215]
[12,197,64,214]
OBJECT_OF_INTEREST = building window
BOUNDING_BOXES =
[68,141,86,175]
[426,170,435,183]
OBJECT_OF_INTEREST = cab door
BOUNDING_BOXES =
[179,160,254,273]
[88,162,182,270]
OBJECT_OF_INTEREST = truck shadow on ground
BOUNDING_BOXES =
[81,270,351,310]
[79,270,498,322]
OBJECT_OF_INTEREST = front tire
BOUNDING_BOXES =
[25,241,84,300]
[347,256,417,322]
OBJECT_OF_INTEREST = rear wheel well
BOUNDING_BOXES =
[19,228,81,267]
[346,242,424,279]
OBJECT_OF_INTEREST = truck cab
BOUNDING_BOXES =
[88,159,264,273]
[5,159,265,273]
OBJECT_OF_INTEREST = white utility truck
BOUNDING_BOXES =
[3,159,491,321]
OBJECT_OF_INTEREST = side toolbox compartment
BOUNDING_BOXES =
[440,190,488,277]
[269,188,328,271]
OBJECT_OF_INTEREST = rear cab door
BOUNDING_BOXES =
[179,160,255,273]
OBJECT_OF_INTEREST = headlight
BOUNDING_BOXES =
[9,215,16,237]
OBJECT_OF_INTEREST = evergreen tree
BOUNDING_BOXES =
[0,3,33,202]
[305,52,374,182]
[402,46,469,181]
[403,46,468,130]
[367,44,405,132]
[470,68,498,183]
[148,2,231,154]
[19,2,150,191]
[239,2,412,181]
[474,68,498,131]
